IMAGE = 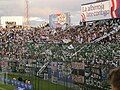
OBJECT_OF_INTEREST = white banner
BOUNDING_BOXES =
[81,0,111,21]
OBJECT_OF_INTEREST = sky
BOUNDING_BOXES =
[0,0,95,25]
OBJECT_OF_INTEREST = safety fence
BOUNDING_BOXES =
[0,43,119,90]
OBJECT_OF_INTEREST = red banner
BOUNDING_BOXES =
[111,0,120,18]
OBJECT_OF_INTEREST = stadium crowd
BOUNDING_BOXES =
[0,19,120,59]
[36,19,120,43]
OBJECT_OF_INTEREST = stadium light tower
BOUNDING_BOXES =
[24,0,29,26]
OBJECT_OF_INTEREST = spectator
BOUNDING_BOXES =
[108,67,120,90]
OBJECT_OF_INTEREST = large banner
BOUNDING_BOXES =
[49,13,70,28]
[81,0,120,22]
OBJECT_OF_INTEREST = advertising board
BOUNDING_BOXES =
[81,0,120,21]
[49,13,70,28]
